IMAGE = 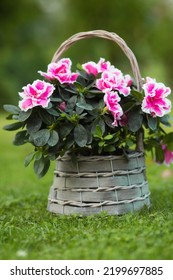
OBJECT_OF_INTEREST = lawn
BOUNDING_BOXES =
[0,113,173,260]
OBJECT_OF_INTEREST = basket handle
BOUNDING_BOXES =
[51,30,143,91]
[51,30,144,151]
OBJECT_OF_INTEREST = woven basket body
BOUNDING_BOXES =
[47,152,150,215]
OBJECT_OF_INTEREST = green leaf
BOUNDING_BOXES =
[128,110,143,132]
[13,130,28,145]
[46,108,59,116]
[3,122,23,131]
[50,97,62,102]
[27,114,42,134]
[59,123,74,138]
[48,130,59,146]
[147,115,158,131]
[39,110,53,125]
[104,134,114,141]
[122,102,135,113]
[63,137,75,150]
[93,125,103,138]
[160,115,172,127]
[76,105,84,115]
[32,129,50,146]
[3,104,20,114]
[167,142,173,150]
[24,151,36,167]
[34,155,51,177]
[76,102,94,111]
[91,118,105,134]
[163,132,173,142]
[18,110,32,121]
[163,132,173,150]
[131,90,143,101]
[103,115,115,129]
[38,157,50,178]
[34,156,45,176]
[34,150,43,160]
[74,81,85,91]
[155,145,164,163]
[12,115,20,120]
[87,89,103,94]
[6,114,18,120]
[46,102,53,109]
[98,140,105,147]
[74,124,88,147]
[126,139,134,147]
[59,87,72,101]
[104,145,116,152]
[66,95,77,111]
[86,129,93,144]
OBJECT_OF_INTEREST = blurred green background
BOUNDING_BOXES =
[0,0,173,108]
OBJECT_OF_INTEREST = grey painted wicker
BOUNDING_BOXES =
[47,152,150,215]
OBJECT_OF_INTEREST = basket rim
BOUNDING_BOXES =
[57,151,144,163]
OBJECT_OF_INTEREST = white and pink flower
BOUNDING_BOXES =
[18,79,55,111]
[162,144,173,166]
[38,58,79,84]
[124,74,133,87]
[82,58,112,76]
[97,58,113,72]
[142,77,171,117]
[104,91,123,126]
[82,61,99,76]
[96,69,131,96]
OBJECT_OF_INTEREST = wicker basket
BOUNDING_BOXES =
[47,30,150,215]
[48,152,150,215]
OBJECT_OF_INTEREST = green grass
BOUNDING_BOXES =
[0,114,173,260]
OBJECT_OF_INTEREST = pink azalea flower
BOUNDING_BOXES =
[96,69,131,96]
[162,144,173,166]
[119,113,128,127]
[38,58,79,84]
[82,58,113,76]
[142,77,171,117]
[18,80,55,111]
[58,101,66,111]
[82,61,99,76]
[104,91,123,126]
[124,74,133,87]
[97,58,112,72]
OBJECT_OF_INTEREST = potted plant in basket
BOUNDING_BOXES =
[3,30,173,215]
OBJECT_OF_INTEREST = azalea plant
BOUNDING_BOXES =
[3,58,173,177]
